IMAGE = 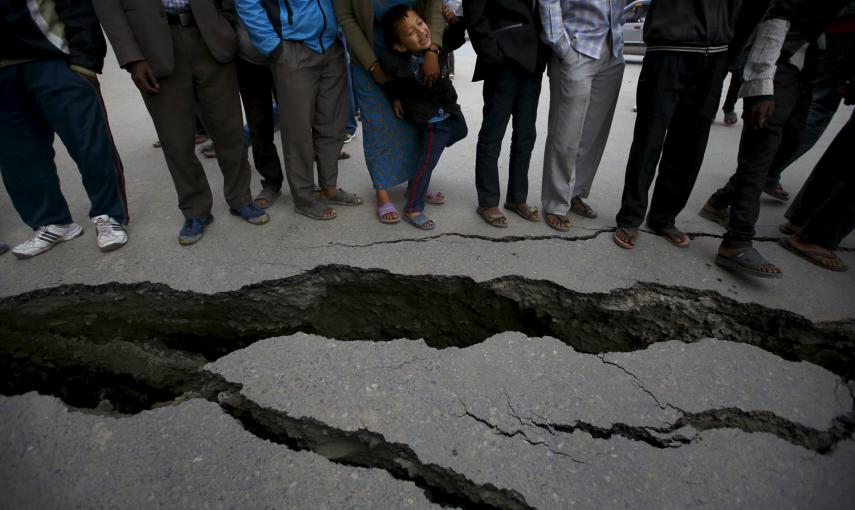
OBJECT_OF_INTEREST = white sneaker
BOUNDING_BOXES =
[92,215,128,252]
[12,223,84,259]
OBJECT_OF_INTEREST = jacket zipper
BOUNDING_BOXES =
[494,22,524,33]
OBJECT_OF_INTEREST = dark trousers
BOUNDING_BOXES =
[405,114,468,213]
[475,66,542,208]
[616,51,728,229]
[143,25,252,218]
[709,60,812,248]
[766,32,855,187]
[0,59,128,229]
[236,58,284,192]
[786,110,855,250]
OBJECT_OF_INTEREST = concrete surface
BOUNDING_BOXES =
[1,44,853,510]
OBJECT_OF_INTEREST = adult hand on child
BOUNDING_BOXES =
[392,99,405,119]
[442,5,459,25]
[421,50,440,87]
[371,64,392,85]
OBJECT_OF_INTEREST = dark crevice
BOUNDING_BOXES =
[2,265,853,378]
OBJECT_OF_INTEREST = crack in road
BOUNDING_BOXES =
[2,265,854,508]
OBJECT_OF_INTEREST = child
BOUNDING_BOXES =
[379,5,468,230]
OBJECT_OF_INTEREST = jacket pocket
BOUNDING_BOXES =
[494,22,524,34]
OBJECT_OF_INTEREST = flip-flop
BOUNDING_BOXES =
[648,225,690,248]
[376,202,400,224]
[317,188,363,206]
[254,188,281,209]
[402,213,435,230]
[425,190,446,205]
[762,184,789,201]
[723,110,738,125]
[613,227,637,249]
[778,237,848,272]
[698,204,730,227]
[715,246,783,278]
[504,202,539,222]
[569,198,597,219]
[545,213,571,232]
[295,201,336,220]
[477,207,508,228]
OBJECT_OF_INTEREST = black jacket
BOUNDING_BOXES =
[765,0,851,58]
[643,0,744,50]
[463,0,549,81]
[379,24,465,126]
[0,0,106,72]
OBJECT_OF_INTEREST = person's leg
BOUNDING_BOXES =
[475,67,517,218]
[506,69,543,211]
[143,26,213,220]
[343,40,358,137]
[404,119,456,224]
[789,110,855,249]
[572,51,624,204]
[236,58,283,193]
[190,31,254,212]
[615,52,681,230]
[28,60,129,225]
[0,63,73,229]
[647,53,727,231]
[541,50,598,227]
[272,40,330,212]
[313,41,349,200]
[723,61,801,249]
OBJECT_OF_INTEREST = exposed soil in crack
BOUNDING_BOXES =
[2,265,854,508]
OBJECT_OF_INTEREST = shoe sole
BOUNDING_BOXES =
[99,238,128,252]
[13,225,84,259]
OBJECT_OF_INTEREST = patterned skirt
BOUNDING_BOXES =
[351,62,422,190]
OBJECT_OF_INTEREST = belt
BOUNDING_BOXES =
[165,11,195,27]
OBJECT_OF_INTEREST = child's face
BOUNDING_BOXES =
[392,11,432,53]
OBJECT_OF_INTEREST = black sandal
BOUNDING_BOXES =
[715,247,783,278]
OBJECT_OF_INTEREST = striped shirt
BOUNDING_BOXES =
[538,0,624,60]
[162,0,191,12]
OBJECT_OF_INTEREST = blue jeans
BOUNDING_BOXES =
[0,59,128,228]
[405,115,468,213]
[474,65,542,208]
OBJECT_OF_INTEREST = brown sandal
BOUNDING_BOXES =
[504,202,540,222]
[649,226,690,248]
[545,213,571,232]
[477,207,508,228]
[613,227,637,249]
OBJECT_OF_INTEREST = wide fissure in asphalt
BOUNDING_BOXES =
[2,265,854,509]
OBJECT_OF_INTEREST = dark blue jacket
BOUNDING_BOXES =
[237,0,339,55]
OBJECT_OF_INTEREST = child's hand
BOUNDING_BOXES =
[442,5,459,25]
[371,65,392,85]
[392,99,405,119]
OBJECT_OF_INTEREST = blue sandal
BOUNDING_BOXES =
[715,246,783,279]
[402,213,435,230]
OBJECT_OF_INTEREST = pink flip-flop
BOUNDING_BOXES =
[376,201,400,224]
[425,190,446,205]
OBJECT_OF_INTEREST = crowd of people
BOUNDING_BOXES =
[1,0,853,278]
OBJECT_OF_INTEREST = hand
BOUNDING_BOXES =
[392,99,404,119]
[129,60,160,94]
[442,5,459,25]
[744,100,774,129]
[370,65,392,85]
[421,50,440,87]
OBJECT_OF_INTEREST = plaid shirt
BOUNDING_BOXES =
[538,0,624,59]
[162,0,191,12]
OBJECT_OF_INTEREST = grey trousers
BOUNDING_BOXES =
[271,40,346,208]
[143,25,252,219]
[542,43,624,214]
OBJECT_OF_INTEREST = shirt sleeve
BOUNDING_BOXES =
[236,0,282,56]
[739,18,790,99]
[538,0,571,59]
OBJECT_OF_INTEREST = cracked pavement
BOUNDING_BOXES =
[1,47,854,509]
